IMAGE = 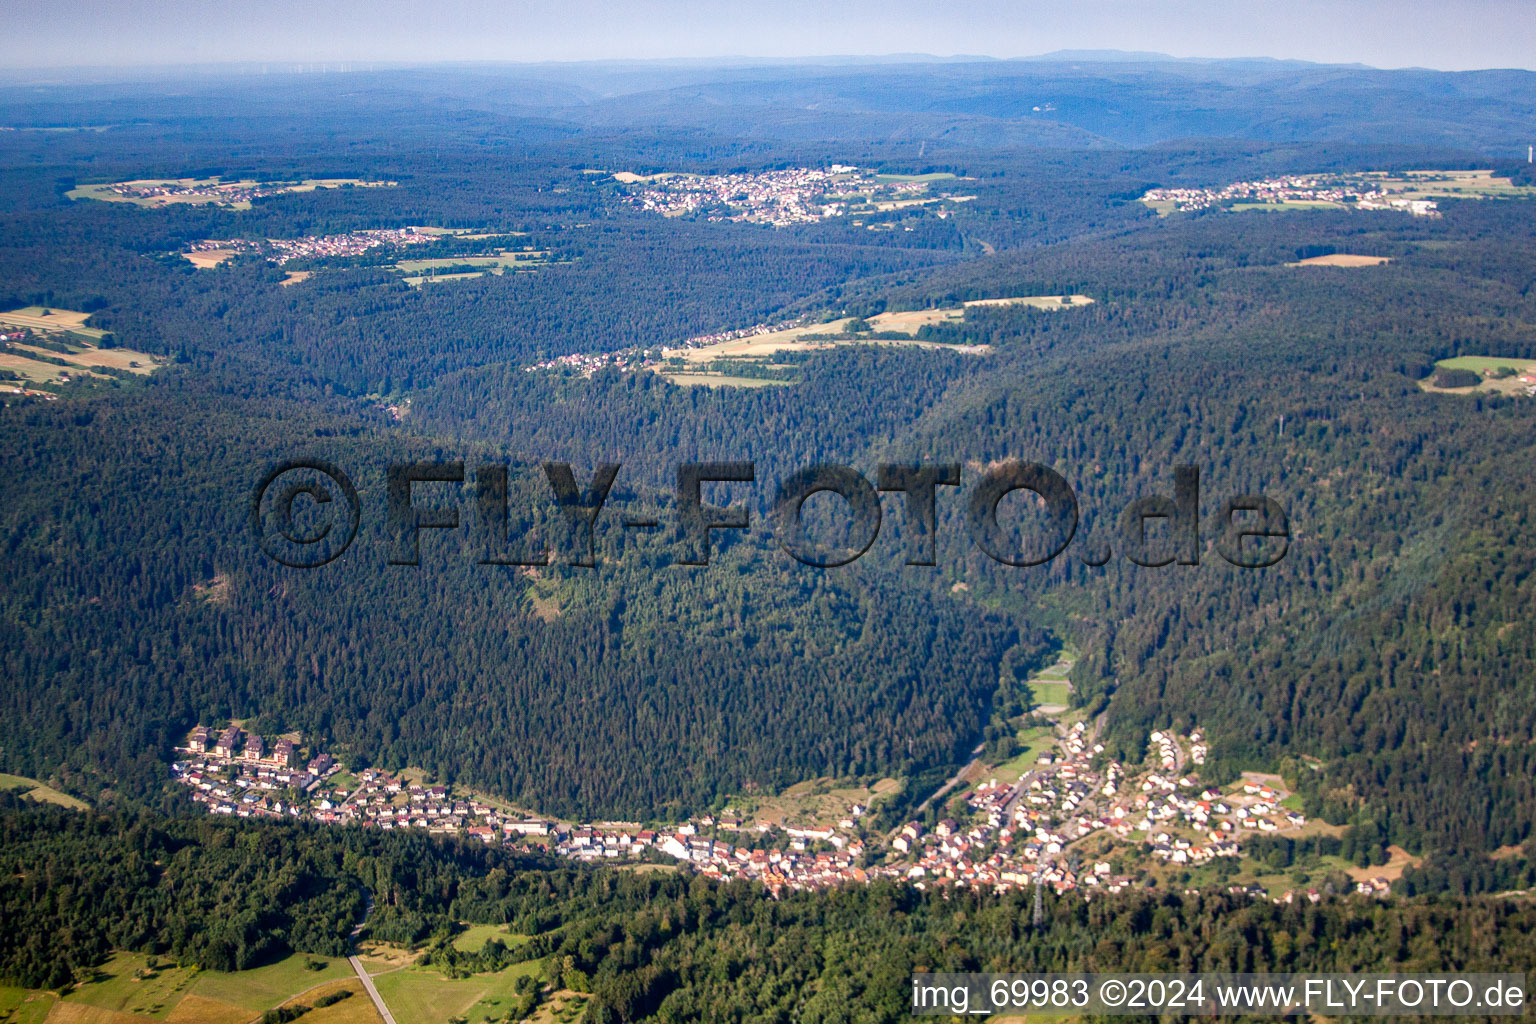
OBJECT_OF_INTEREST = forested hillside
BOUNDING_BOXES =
[1,64,1535,911]
[5,800,1535,1020]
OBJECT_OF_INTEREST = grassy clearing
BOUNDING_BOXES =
[989,726,1059,784]
[660,371,790,387]
[874,172,958,183]
[728,776,900,829]
[1028,681,1071,708]
[409,226,527,239]
[963,294,1094,310]
[871,195,948,212]
[1435,356,1536,373]
[0,353,77,384]
[1230,200,1344,212]
[4,955,357,1023]
[451,924,530,953]
[162,995,251,1024]
[372,961,542,1024]
[33,1003,141,1023]
[393,250,547,273]
[1023,654,1074,711]
[1348,845,1423,883]
[0,773,88,809]
[1420,356,1536,395]
[355,942,417,975]
[401,272,485,286]
[188,954,351,1012]
[0,987,56,1024]
[268,981,381,1024]
[68,178,393,209]
[64,953,201,1020]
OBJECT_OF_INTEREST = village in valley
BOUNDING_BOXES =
[173,656,1399,906]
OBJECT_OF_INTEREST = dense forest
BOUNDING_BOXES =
[5,799,1535,1022]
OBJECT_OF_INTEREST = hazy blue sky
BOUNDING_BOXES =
[5,0,1533,71]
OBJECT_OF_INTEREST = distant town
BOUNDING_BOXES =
[1142,175,1439,216]
[183,227,439,266]
[614,165,974,226]
[173,709,1399,905]
[68,176,396,209]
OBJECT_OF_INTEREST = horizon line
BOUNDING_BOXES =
[4,50,1535,83]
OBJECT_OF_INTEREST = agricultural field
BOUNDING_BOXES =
[1361,168,1536,201]
[666,296,1089,365]
[657,296,1089,386]
[1286,253,1392,267]
[1147,168,1536,218]
[0,307,108,341]
[67,177,394,210]
[182,250,237,268]
[0,308,161,387]
[0,935,557,1024]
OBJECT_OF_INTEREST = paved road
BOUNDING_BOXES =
[349,955,398,1024]
[913,742,986,818]
[347,891,398,1024]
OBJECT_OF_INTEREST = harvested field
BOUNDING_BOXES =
[183,249,238,268]
[1287,254,1392,267]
